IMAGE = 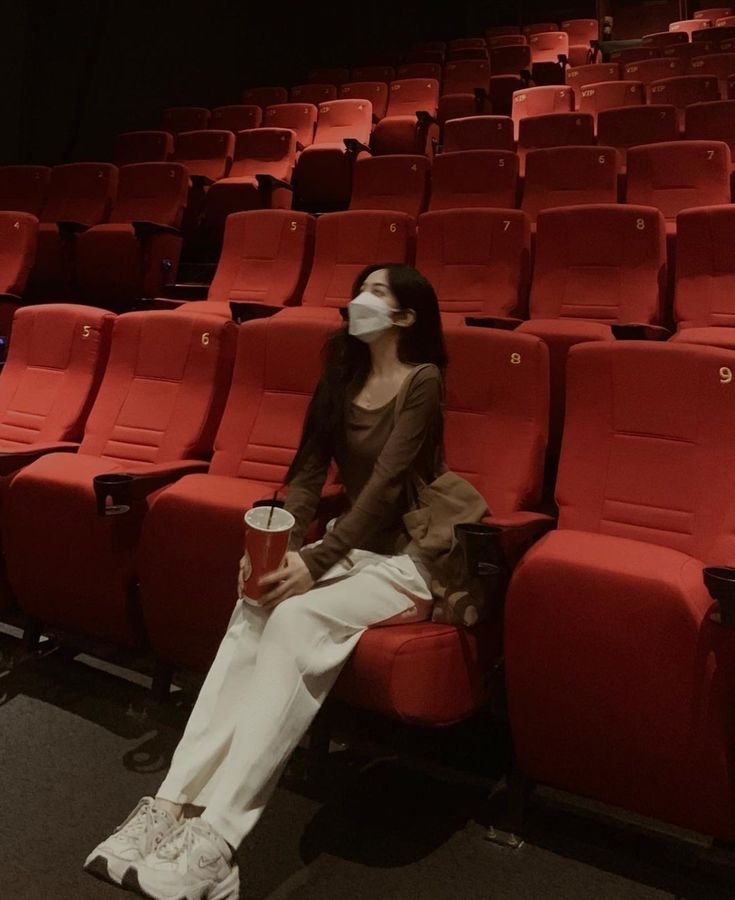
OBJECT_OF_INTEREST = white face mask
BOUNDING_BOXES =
[347,291,396,343]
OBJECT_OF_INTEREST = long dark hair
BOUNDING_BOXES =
[286,263,448,482]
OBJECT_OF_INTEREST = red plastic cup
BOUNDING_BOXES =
[241,505,295,605]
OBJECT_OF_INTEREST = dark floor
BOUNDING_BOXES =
[2,625,735,900]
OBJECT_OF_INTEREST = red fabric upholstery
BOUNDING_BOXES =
[524,23,559,36]
[488,75,525,116]
[349,155,430,217]
[671,326,735,349]
[352,66,396,83]
[438,60,491,124]
[689,53,735,97]
[512,86,574,139]
[566,63,621,102]
[695,8,733,22]
[242,86,288,108]
[210,105,262,132]
[561,18,599,43]
[685,100,735,158]
[648,75,720,128]
[490,45,532,76]
[429,149,518,210]
[416,209,530,320]
[597,105,680,170]
[0,212,38,297]
[172,130,234,182]
[623,57,685,84]
[521,146,618,224]
[442,116,514,152]
[0,166,50,216]
[626,140,732,224]
[578,81,645,128]
[517,113,595,172]
[662,41,719,63]
[692,24,735,41]
[642,30,689,47]
[263,104,318,148]
[339,82,389,119]
[487,35,527,48]
[528,31,569,63]
[670,18,711,37]
[113,132,173,166]
[370,79,441,155]
[2,311,237,646]
[610,47,661,64]
[178,209,314,318]
[137,315,338,670]
[75,163,188,308]
[395,63,443,81]
[505,340,735,840]
[290,83,338,105]
[162,107,210,134]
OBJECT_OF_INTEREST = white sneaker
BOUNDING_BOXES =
[122,816,239,900]
[83,796,180,886]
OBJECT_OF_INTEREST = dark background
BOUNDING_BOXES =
[6,0,619,166]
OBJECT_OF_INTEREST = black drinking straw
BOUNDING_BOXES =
[266,489,278,529]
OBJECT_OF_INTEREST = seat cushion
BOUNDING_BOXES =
[671,326,735,350]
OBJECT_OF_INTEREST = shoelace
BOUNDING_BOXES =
[115,798,155,839]
[156,818,201,862]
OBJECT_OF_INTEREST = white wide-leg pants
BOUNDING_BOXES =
[156,549,433,849]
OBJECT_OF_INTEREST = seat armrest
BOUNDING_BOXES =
[57,221,89,237]
[465,316,523,330]
[255,174,294,192]
[190,174,215,187]
[343,138,371,155]
[0,442,79,477]
[132,221,181,239]
[416,110,437,127]
[473,87,489,107]
[0,293,21,303]
[93,460,208,516]
[150,297,188,309]
[229,301,281,324]
[483,511,557,570]
[296,141,305,152]
[611,323,671,341]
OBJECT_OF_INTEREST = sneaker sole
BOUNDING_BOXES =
[121,863,240,900]
[83,854,125,887]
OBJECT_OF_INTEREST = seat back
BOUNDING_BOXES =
[610,47,661,64]
[352,66,395,82]
[529,31,569,63]
[301,210,415,308]
[442,326,548,515]
[263,103,318,147]
[308,67,350,85]
[524,22,558,35]
[395,63,443,81]
[429,149,518,210]
[209,315,337,480]
[670,18,711,36]
[685,99,735,155]
[530,204,666,324]
[490,45,532,75]
[0,212,38,296]
[689,52,735,94]
[79,311,236,464]
[648,75,720,122]
[0,166,50,216]
[642,30,689,47]
[692,24,735,40]
[290,83,339,105]
[416,209,530,318]
[210,105,262,133]
[207,210,313,307]
[0,305,114,447]
[242,86,288,108]
[313,99,372,145]
[442,59,491,94]
[349,155,430,217]
[626,140,732,220]
[487,34,528,48]
[517,113,596,154]
[522,146,618,223]
[561,18,599,43]
[162,107,210,134]
[228,128,297,180]
[557,341,735,563]
[623,57,685,84]
[114,131,173,166]
[339,81,389,119]
[662,41,719,62]
[512,86,574,133]
[442,115,515,151]
[596,106,679,166]
[41,163,117,226]
[109,163,188,227]
[172,130,235,181]
[566,63,621,95]
[674,205,735,328]
[449,37,487,51]
[579,81,646,122]
[695,8,733,21]
[385,79,440,117]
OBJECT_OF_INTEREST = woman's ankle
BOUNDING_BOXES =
[153,796,184,820]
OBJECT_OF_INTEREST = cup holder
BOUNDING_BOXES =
[454,523,506,577]
[93,473,134,516]
[703,566,735,628]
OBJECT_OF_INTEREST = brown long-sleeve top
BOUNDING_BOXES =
[284,364,444,582]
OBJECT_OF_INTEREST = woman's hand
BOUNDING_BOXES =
[257,551,314,610]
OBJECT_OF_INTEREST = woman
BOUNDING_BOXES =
[83,263,448,900]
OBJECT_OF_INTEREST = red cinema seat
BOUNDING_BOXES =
[718,15,735,25]
[137,314,341,674]
[307,68,350,85]
[524,23,558,36]
[371,79,441,156]
[641,30,690,48]
[730,74,735,97]
[445,49,490,63]
[487,35,528,49]
[515,204,666,453]
[578,81,645,131]
[517,113,595,172]
[442,116,515,151]
[395,63,443,82]
[609,47,661,64]
[162,107,210,134]
[561,18,599,65]
[172,130,234,184]
[692,24,735,41]
[0,166,50,216]
[171,210,313,319]
[670,205,735,347]
[626,140,732,231]
[648,75,720,128]
[290,84,339,105]
[661,40,719,63]
[263,103,318,149]
[74,163,189,309]
[348,155,430,217]
[292,99,373,210]
[521,146,618,225]
[339,81,389,119]
[696,8,733,21]
[565,63,621,103]
[428,149,518,211]
[689,52,735,95]
[416,209,530,324]
[623,57,685,84]
[210,105,262,133]
[2,311,237,648]
[28,163,117,301]
[203,129,297,237]
[528,31,569,64]
[114,132,173,166]
[333,325,549,725]
[489,75,525,116]
[685,99,735,160]
[0,212,39,336]
[490,45,532,76]
[511,85,574,140]
[670,18,711,37]
[596,105,679,170]
[505,339,735,842]
[438,60,492,124]
[242,86,288,109]
[351,66,395,83]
